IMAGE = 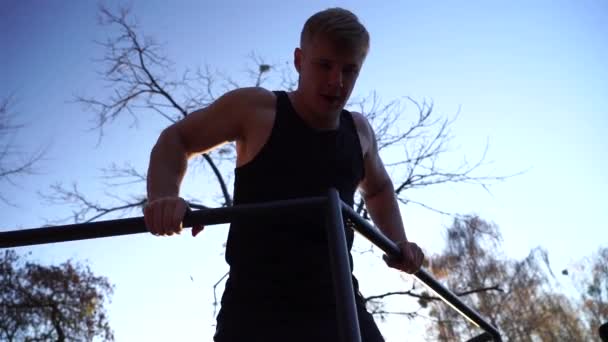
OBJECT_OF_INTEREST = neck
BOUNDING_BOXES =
[289,90,341,130]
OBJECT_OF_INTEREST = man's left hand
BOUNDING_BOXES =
[383,241,425,274]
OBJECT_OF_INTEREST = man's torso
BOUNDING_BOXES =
[221,89,367,311]
[234,88,370,169]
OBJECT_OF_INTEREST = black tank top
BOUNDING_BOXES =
[222,90,365,311]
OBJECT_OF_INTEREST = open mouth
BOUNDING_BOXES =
[321,95,341,104]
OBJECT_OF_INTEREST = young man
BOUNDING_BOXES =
[144,8,424,341]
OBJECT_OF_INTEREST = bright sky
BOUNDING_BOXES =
[1,1,607,341]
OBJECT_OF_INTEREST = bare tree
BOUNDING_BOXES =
[39,4,519,327]
[565,246,608,338]
[43,4,512,225]
[0,95,45,205]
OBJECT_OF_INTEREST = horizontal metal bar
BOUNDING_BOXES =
[0,197,326,248]
[1,194,501,341]
[341,203,502,341]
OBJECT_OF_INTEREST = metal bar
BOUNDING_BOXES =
[467,332,494,342]
[599,322,608,341]
[0,193,502,341]
[0,197,326,248]
[341,203,502,341]
[325,188,361,342]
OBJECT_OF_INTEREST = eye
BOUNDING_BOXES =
[318,61,331,70]
[343,66,358,75]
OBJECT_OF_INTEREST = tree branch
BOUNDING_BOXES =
[364,285,503,303]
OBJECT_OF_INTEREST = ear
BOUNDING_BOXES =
[294,47,302,73]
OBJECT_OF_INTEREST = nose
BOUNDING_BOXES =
[328,67,343,88]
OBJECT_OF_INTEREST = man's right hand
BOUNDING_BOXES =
[144,197,204,237]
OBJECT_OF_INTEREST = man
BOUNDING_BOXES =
[144,8,424,341]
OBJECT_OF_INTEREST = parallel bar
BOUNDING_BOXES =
[0,197,326,248]
[341,203,502,341]
[467,332,494,342]
[326,189,361,342]
[0,194,502,341]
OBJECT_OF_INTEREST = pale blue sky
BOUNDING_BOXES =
[1,1,607,341]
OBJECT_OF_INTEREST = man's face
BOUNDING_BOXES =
[295,35,365,116]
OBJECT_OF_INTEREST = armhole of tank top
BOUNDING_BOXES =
[234,91,281,172]
[345,110,366,182]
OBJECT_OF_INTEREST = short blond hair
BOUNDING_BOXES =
[300,8,370,58]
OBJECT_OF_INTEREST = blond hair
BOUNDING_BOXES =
[300,8,370,58]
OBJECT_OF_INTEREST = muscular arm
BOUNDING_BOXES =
[354,113,423,273]
[144,87,273,236]
[146,87,265,201]
[146,126,190,201]
[357,120,408,244]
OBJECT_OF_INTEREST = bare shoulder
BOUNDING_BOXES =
[224,86,276,110]
[349,111,374,156]
[229,87,277,167]
[350,111,372,133]
[170,87,276,155]
[230,87,277,130]
[239,86,276,104]
[237,86,276,129]
[210,86,277,142]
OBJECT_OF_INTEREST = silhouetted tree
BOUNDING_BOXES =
[0,96,45,205]
[0,250,114,342]
[567,246,608,339]
[42,4,510,223]
[39,3,515,327]
[424,216,590,341]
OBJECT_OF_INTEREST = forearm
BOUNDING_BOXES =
[146,128,189,201]
[363,181,408,243]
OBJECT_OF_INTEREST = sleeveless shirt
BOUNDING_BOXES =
[221,90,365,311]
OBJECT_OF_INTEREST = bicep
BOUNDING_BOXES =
[358,121,392,198]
